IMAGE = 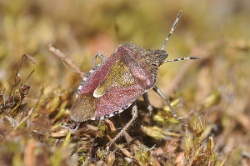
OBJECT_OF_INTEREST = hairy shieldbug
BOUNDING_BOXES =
[70,11,200,148]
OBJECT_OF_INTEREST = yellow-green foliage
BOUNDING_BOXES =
[1,0,250,165]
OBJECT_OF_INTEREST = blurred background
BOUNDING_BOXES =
[0,0,250,165]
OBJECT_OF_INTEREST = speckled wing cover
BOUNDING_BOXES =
[70,44,155,122]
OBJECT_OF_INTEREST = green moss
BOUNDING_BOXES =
[0,1,249,165]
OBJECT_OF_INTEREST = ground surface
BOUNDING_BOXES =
[0,0,250,165]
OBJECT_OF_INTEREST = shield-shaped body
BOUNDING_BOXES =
[70,44,168,122]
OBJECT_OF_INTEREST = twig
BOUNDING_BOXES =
[48,45,85,78]
[14,108,34,130]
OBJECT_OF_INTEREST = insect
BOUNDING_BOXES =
[70,10,200,148]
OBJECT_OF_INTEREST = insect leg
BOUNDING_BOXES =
[152,86,188,126]
[106,103,138,151]
[142,93,153,115]
[94,51,106,66]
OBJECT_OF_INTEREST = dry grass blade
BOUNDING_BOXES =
[48,45,85,78]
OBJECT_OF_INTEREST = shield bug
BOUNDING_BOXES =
[70,10,200,148]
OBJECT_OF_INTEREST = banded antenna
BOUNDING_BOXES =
[161,10,182,50]
[161,10,201,62]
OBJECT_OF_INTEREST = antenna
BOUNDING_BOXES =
[164,56,201,63]
[161,10,182,50]
[162,11,201,63]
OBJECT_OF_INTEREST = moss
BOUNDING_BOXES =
[1,1,250,165]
